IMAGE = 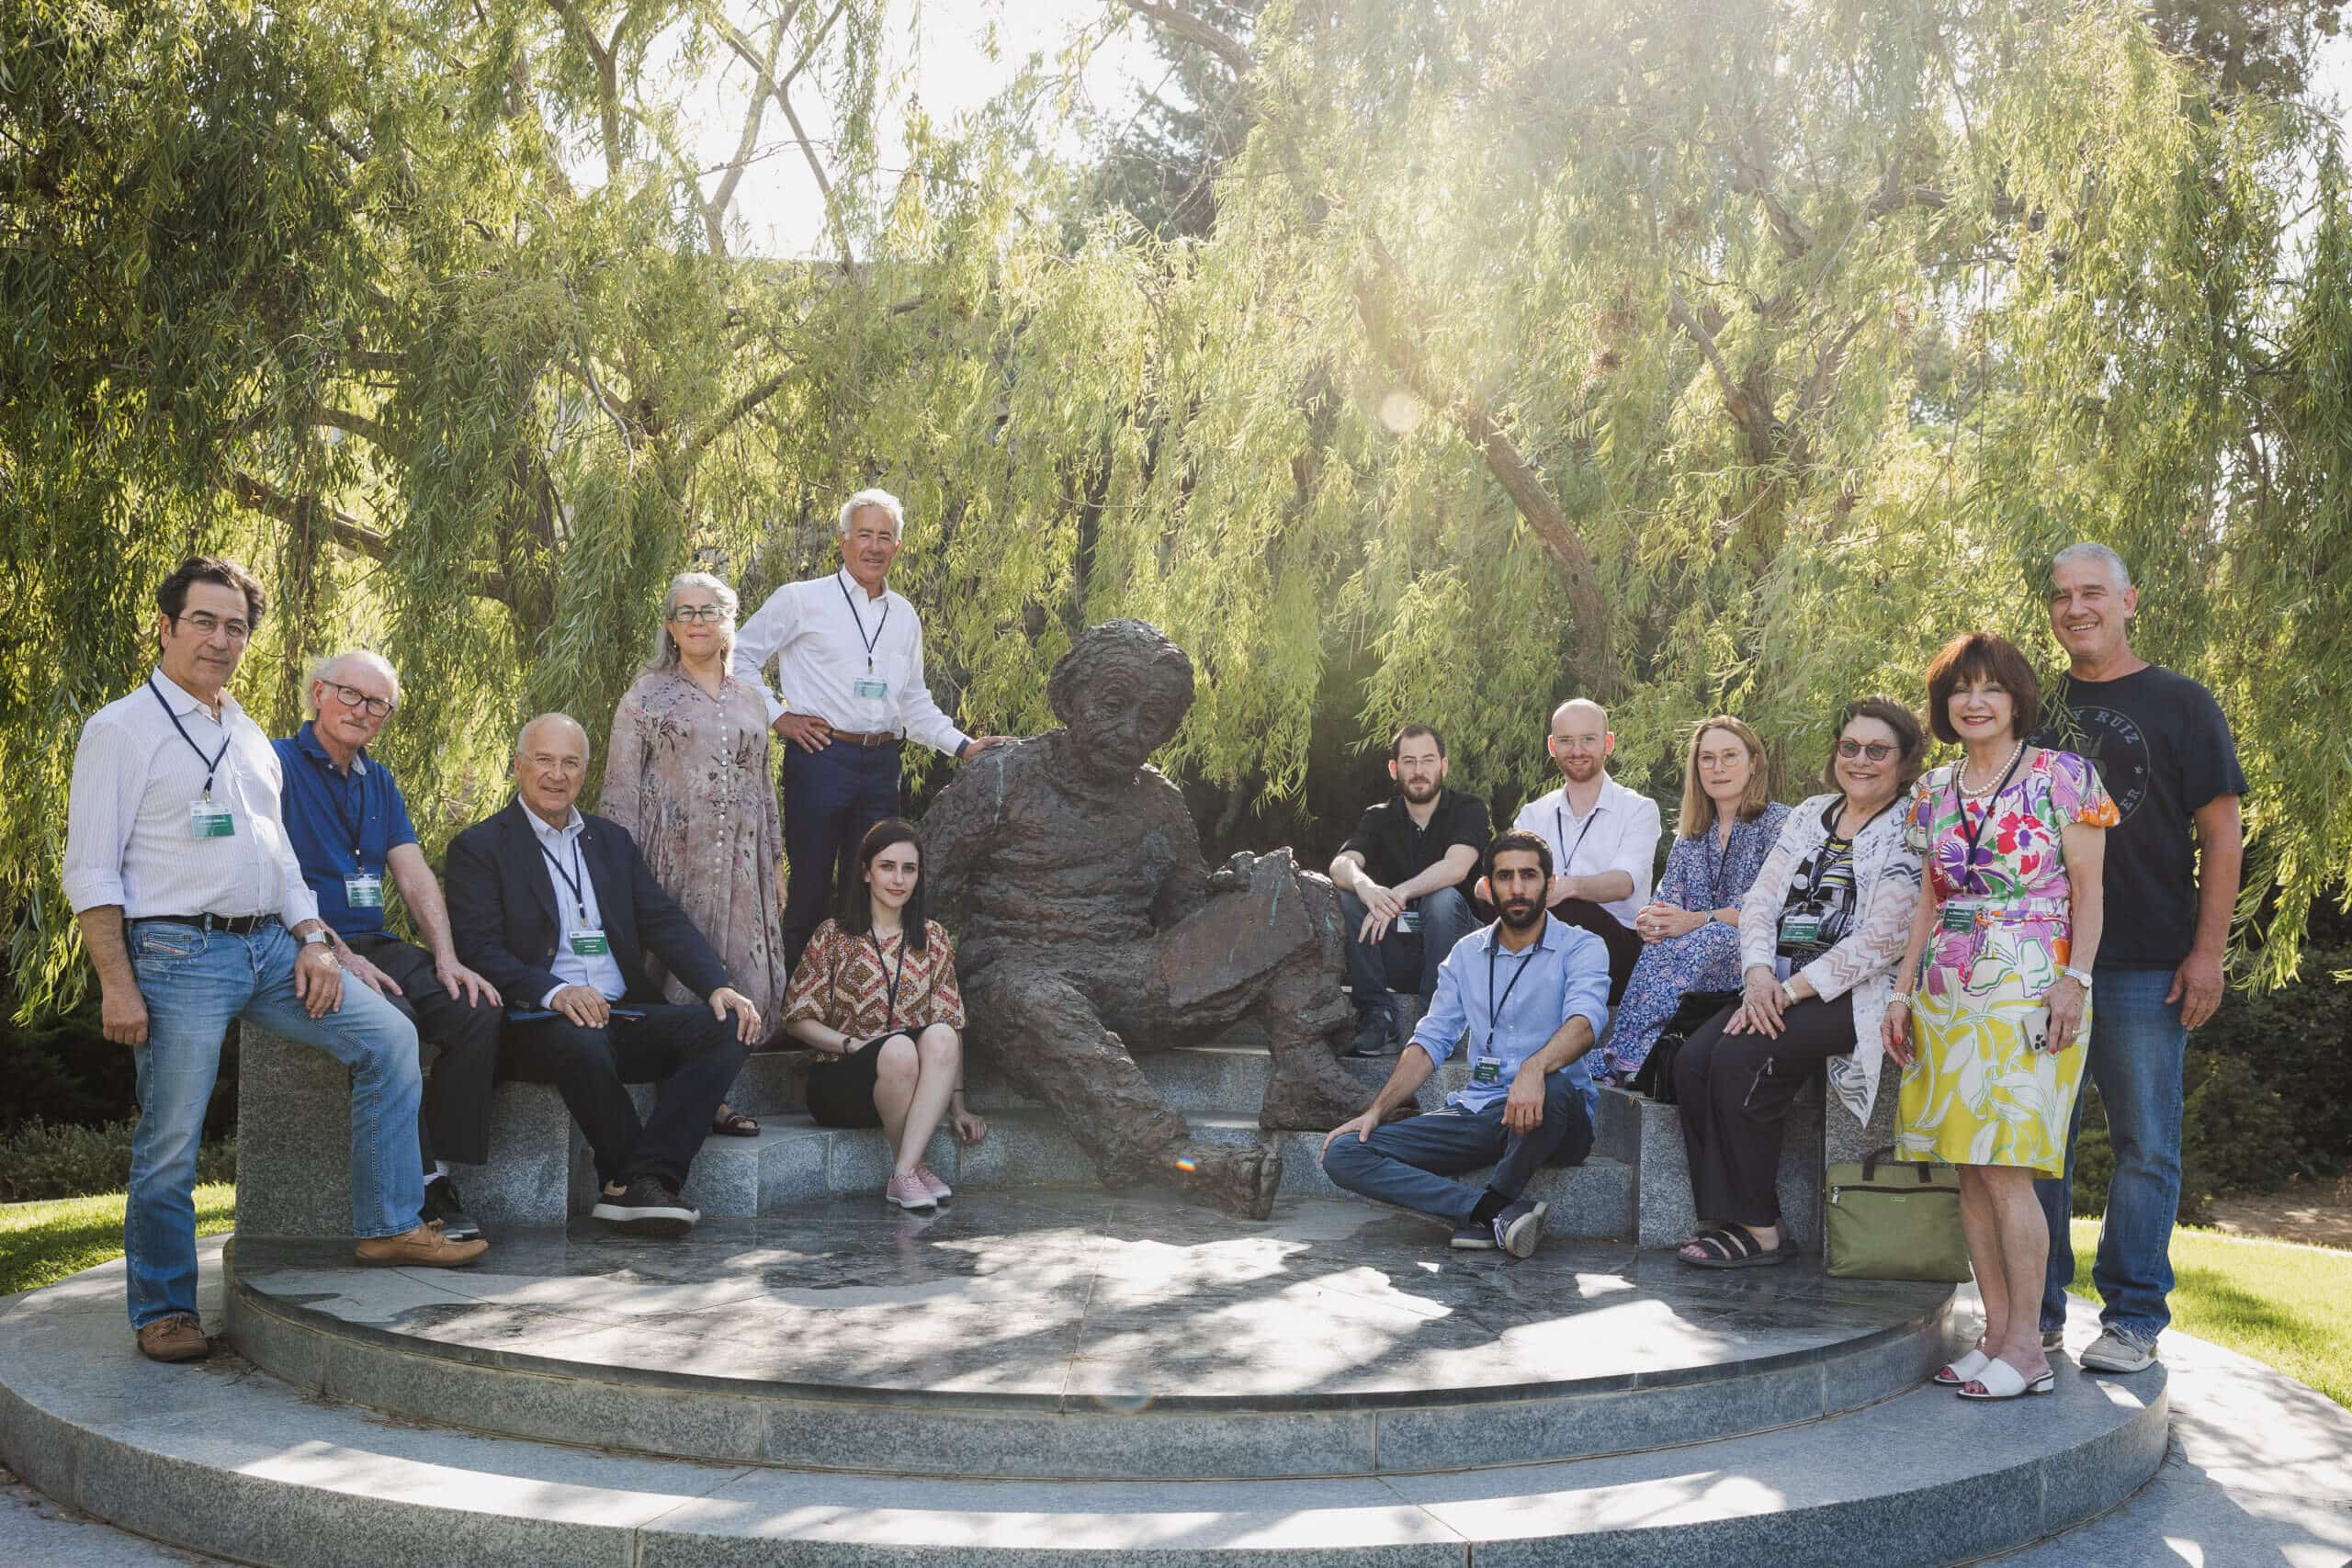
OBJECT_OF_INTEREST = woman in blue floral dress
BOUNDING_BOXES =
[1602,716,1790,1083]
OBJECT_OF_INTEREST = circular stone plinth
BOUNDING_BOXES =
[226,1191,1961,1480]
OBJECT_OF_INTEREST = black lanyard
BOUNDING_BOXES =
[1485,933,1542,1055]
[148,677,232,800]
[1554,801,1600,877]
[867,929,909,1030]
[1800,795,1900,901]
[1950,749,2026,895]
[537,834,594,927]
[1704,819,1738,909]
[837,570,889,674]
[311,750,370,863]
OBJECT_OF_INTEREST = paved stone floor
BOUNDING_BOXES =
[232,1190,1953,1403]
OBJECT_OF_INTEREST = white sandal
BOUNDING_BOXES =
[1956,1356,2055,1401]
[1931,1348,1991,1388]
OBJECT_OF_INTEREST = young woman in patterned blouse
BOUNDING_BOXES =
[782,818,985,1211]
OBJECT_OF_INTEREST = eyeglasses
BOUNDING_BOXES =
[669,604,730,624]
[322,680,395,718]
[1835,740,1897,761]
[174,613,251,643]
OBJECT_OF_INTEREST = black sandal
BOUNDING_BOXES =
[710,1105,761,1137]
[1681,1225,1793,1269]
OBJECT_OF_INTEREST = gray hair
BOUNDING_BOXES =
[514,712,591,764]
[837,487,906,539]
[2052,541,2132,592]
[304,649,401,716]
[644,571,740,673]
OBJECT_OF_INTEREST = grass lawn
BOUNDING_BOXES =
[2071,1217,2352,1409]
[0,1184,235,1299]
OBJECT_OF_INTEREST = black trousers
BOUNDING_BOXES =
[1551,899,1644,1005]
[1673,993,1857,1228]
[500,1003,749,1190]
[346,931,503,1168]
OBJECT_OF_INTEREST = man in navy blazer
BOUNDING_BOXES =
[447,713,763,1235]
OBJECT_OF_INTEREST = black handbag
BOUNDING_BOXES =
[1628,989,1740,1103]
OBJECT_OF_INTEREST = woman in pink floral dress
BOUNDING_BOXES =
[602,571,789,1134]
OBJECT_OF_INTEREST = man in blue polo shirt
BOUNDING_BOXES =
[276,650,503,1241]
[1320,829,1611,1258]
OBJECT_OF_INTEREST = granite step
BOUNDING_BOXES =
[0,1247,2170,1568]
[672,1109,1637,1238]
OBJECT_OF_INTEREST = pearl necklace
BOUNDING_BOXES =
[1958,737,2024,800]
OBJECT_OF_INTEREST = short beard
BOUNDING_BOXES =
[1498,898,1544,931]
[1399,776,1441,804]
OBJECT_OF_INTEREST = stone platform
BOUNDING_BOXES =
[0,1188,2188,1567]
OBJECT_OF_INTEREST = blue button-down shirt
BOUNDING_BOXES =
[1410,914,1612,1116]
[273,722,419,938]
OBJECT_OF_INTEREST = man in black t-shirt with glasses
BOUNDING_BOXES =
[1329,725,1489,1057]
[2030,542,2245,1377]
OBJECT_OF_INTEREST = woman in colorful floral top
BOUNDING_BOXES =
[1885,632,2115,1403]
[783,818,984,1212]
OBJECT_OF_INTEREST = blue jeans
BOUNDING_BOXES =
[2037,965,2185,1338]
[1340,886,1476,1013]
[1320,1074,1594,1226]
[780,738,903,970]
[124,919,423,1329]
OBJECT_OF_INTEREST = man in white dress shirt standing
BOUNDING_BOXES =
[1507,699,1661,1003]
[64,558,486,1365]
[732,489,1008,969]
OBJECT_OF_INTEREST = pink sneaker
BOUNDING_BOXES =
[912,1162,954,1204]
[885,1171,937,1211]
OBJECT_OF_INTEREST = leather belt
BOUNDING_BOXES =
[825,728,902,749]
[130,913,277,934]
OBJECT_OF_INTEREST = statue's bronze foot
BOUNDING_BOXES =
[1170,1140,1283,1220]
[1259,1043,1373,1132]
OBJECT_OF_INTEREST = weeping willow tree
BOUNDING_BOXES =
[4,0,2348,1018]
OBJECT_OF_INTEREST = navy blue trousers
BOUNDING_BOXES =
[781,738,904,971]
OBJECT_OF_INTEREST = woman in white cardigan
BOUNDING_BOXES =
[1673,697,1927,1267]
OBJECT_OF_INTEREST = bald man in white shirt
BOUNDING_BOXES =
[732,488,1009,969]
[1507,700,1662,1002]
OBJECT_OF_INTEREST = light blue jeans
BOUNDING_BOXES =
[124,919,423,1329]
[2036,965,2186,1339]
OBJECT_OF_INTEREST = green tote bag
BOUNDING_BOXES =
[1823,1145,1973,1282]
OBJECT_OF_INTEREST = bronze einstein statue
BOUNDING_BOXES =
[922,619,1373,1218]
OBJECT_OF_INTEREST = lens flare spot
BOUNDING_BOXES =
[1378,389,1425,434]
[1171,1156,1198,1174]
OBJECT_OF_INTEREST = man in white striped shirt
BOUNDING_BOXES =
[732,488,1009,969]
[63,558,486,1364]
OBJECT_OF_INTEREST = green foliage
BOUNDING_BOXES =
[0,1183,236,1297]
[0,1119,236,1202]
[5,0,2351,1020]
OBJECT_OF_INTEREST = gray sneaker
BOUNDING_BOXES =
[1492,1200,1548,1259]
[1448,1222,1497,1251]
[2080,1326,2158,1373]
[2041,1327,2065,1354]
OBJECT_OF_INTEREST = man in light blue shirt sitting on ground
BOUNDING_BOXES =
[1321,829,1611,1258]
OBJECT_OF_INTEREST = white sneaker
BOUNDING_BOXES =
[2080,1327,2158,1373]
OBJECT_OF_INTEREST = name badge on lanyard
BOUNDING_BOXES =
[1480,941,1540,1087]
[188,800,235,839]
[152,678,236,839]
[345,873,385,908]
[1940,904,1978,933]
[852,676,889,701]
[569,929,611,956]
[1471,1055,1503,1086]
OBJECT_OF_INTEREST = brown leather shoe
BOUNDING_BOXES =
[355,1223,488,1269]
[136,1313,210,1362]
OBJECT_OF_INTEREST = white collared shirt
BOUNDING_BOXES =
[63,669,321,928]
[730,568,969,755]
[526,807,628,1006]
[1511,771,1664,930]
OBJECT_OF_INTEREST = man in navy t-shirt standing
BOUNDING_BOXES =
[2030,543,2245,1375]
[277,651,505,1242]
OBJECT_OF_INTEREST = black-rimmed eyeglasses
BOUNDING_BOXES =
[323,680,395,718]
[669,605,730,624]
[1835,740,1896,761]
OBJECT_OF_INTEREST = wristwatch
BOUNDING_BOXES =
[2060,966,2093,990]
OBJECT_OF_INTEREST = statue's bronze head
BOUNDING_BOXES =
[1047,619,1195,778]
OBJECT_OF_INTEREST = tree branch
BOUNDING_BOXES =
[1353,253,1618,694]
[1117,0,1254,80]
[1668,286,1775,457]
[684,363,797,468]
[227,472,514,603]
[313,405,401,454]
[546,0,623,179]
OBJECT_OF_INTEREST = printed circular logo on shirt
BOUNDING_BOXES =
[2063,705,2152,823]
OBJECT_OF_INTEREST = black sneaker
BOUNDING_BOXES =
[1491,1199,1548,1259]
[424,1175,483,1243]
[1347,1009,1397,1058]
[591,1176,700,1237]
[1448,1222,1497,1251]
